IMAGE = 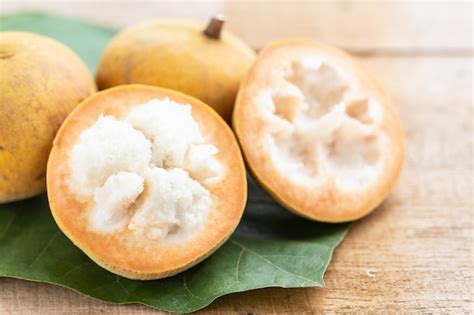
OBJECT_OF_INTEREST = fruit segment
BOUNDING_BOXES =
[47,85,247,279]
[69,98,221,242]
[233,40,405,222]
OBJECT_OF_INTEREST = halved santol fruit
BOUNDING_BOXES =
[96,16,256,122]
[47,85,247,280]
[0,31,96,203]
[233,40,405,223]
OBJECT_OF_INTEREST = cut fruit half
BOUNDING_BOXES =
[47,85,247,279]
[233,40,405,222]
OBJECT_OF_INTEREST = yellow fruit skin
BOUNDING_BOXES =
[0,32,96,203]
[96,19,256,122]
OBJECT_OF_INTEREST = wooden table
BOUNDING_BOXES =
[1,1,472,313]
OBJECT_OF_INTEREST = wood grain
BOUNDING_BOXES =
[0,1,473,314]
[1,1,472,51]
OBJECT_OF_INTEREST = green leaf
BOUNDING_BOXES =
[0,12,349,312]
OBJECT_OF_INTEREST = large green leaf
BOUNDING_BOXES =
[0,12,349,312]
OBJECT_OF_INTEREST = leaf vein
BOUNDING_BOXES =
[183,272,204,300]
[271,269,278,283]
[25,231,60,272]
[116,275,130,295]
[235,248,244,281]
[229,239,317,284]
[55,261,93,280]
[0,212,18,240]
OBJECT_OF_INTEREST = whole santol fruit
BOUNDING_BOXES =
[0,31,96,203]
[96,16,256,122]
[47,84,247,279]
[233,39,405,222]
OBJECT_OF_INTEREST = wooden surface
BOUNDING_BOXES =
[1,1,473,314]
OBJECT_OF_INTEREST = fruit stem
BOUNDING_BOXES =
[204,15,225,39]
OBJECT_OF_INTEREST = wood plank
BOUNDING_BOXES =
[224,1,473,51]
[0,55,472,313]
[1,1,472,52]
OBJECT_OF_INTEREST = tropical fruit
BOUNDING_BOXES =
[0,31,96,203]
[233,40,405,222]
[47,84,247,279]
[96,16,256,122]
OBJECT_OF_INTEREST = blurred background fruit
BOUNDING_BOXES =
[0,31,96,203]
[96,16,256,122]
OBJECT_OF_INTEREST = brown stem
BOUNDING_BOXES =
[204,15,225,39]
